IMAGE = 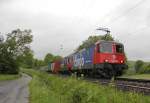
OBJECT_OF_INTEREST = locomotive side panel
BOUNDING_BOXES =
[50,40,128,78]
[81,45,95,69]
[73,52,82,69]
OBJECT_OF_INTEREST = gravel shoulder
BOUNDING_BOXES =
[0,74,31,103]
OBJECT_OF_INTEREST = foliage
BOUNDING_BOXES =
[22,69,150,103]
[126,60,150,74]
[134,60,144,73]
[124,61,136,75]
[139,63,150,74]
[17,50,34,68]
[145,64,150,73]
[44,53,54,64]
[0,29,33,74]
[44,53,62,66]
[101,34,114,41]
[53,55,62,61]
[127,61,135,69]
[0,74,20,81]
[33,59,45,69]
[77,34,114,51]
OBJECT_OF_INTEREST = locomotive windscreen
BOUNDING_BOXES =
[116,44,124,53]
[100,42,112,53]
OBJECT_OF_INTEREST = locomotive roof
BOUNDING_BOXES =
[95,40,123,45]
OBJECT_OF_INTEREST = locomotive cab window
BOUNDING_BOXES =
[100,42,112,53]
[116,44,124,53]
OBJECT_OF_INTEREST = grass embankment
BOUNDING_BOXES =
[0,74,20,81]
[22,69,150,103]
[121,74,150,80]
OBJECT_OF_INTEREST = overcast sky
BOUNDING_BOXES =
[0,0,150,61]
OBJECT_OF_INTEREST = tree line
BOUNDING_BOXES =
[0,30,118,74]
[0,29,63,74]
[1,29,149,74]
[134,60,150,74]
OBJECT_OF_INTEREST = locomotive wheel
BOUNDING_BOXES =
[96,68,106,78]
[114,65,124,76]
[104,64,114,79]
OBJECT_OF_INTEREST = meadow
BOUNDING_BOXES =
[22,69,150,103]
[121,74,150,80]
[0,74,20,81]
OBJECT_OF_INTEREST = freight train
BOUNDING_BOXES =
[49,40,128,78]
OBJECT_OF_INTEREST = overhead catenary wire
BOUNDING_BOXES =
[102,0,148,26]
[127,26,150,36]
[96,0,148,37]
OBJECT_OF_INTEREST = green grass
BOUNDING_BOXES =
[127,60,136,69]
[22,69,150,103]
[120,74,150,80]
[0,74,20,81]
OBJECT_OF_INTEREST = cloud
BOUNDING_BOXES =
[106,0,150,61]
[0,0,150,61]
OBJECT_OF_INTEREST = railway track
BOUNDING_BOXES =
[49,72,150,95]
[115,78,150,95]
[87,77,150,95]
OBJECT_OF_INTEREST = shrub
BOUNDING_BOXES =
[134,60,144,73]
[139,64,150,74]
[0,58,19,74]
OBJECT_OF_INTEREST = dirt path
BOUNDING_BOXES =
[0,74,31,103]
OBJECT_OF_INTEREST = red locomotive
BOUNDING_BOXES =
[50,40,127,78]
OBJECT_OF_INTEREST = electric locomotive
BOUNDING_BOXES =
[93,40,127,78]
[50,40,127,78]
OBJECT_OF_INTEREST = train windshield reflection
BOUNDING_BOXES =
[100,42,112,53]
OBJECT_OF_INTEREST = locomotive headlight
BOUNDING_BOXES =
[121,60,123,63]
[104,59,109,62]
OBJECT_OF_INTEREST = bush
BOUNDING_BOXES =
[145,64,150,73]
[134,60,144,73]
[0,58,19,74]
[139,64,150,74]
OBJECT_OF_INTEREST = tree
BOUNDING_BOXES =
[0,29,33,74]
[44,53,54,65]
[77,34,114,50]
[44,53,63,65]
[140,63,150,74]
[101,34,114,41]
[0,35,4,43]
[53,55,62,61]
[33,59,45,69]
[145,64,150,73]
[17,50,34,68]
[134,60,144,73]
